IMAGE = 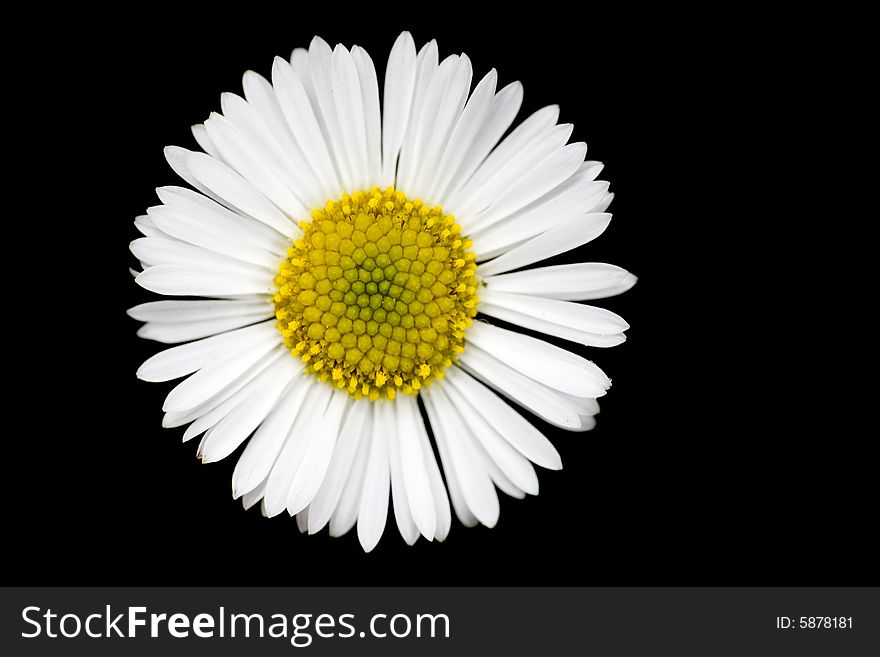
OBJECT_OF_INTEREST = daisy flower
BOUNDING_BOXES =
[129,32,635,551]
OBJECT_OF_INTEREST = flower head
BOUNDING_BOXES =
[129,32,635,551]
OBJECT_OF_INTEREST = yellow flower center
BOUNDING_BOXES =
[273,187,478,401]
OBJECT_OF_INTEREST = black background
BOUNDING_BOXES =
[11,7,875,585]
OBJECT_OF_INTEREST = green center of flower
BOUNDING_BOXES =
[273,187,478,401]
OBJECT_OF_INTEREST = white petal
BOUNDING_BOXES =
[136,265,274,297]
[357,403,391,552]
[204,112,309,219]
[580,161,605,181]
[127,299,272,323]
[162,332,280,413]
[286,390,349,515]
[130,236,272,278]
[165,347,285,430]
[468,141,588,234]
[380,32,418,186]
[572,413,597,432]
[331,45,369,190]
[559,392,600,417]
[199,356,297,463]
[486,463,526,499]
[263,382,333,517]
[191,123,223,160]
[466,321,610,397]
[454,123,574,222]
[290,47,310,80]
[470,166,611,257]
[457,344,583,430]
[196,426,212,458]
[439,378,539,495]
[164,146,236,211]
[240,70,327,207]
[462,413,528,500]
[232,374,313,497]
[396,395,438,541]
[476,305,623,349]
[184,151,298,238]
[443,366,562,470]
[477,288,629,347]
[421,392,478,528]
[134,214,163,238]
[308,38,354,191]
[307,401,371,534]
[461,420,527,500]
[388,404,420,545]
[271,57,341,199]
[428,69,497,202]
[423,386,499,528]
[445,104,558,215]
[329,415,372,538]
[220,91,323,210]
[295,507,309,533]
[137,313,271,344]
[136,321,276,382]
[395,40,439,192]
[414,408,452,541]
[242,478,267,510]
[155,185,287,258]
[350,46,382,187]
[406,53,462,196]
[442,81,523,201]
[289,46,325,146]
[182,348,287,442]
[482,262,637,300]
[475,212,612,276]
[410,54,472,201]
[474,193,614,261]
